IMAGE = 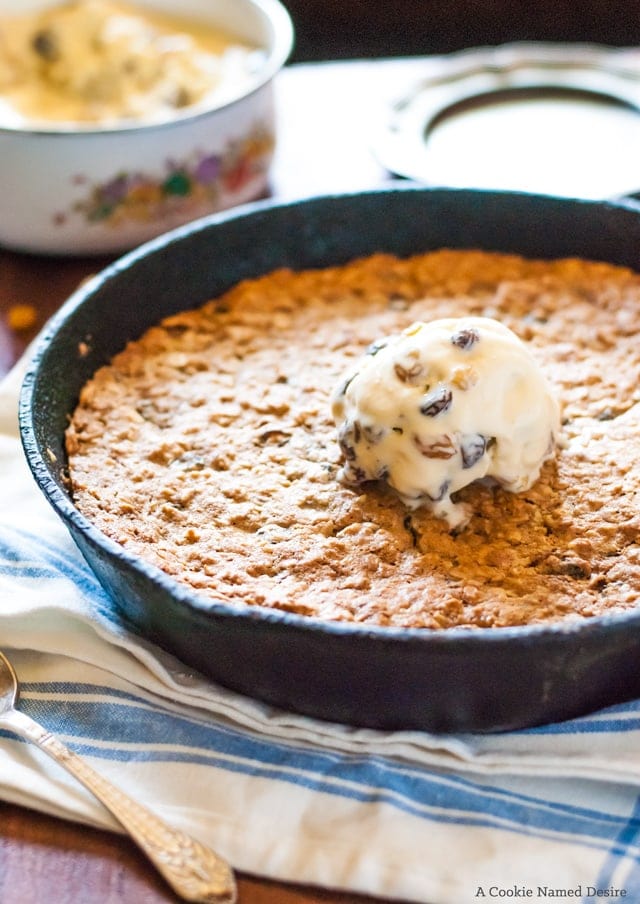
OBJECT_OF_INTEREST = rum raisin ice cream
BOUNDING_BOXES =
[332,317,561,528]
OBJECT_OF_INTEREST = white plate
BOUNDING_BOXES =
[372,43,640,201]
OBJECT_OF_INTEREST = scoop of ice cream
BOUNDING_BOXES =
[331,316,560,528]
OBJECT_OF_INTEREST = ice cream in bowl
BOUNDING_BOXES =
[0,0,293,254]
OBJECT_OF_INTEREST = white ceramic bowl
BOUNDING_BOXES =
[0,0,293,255]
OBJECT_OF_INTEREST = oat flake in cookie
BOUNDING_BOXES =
[65,249,640,630]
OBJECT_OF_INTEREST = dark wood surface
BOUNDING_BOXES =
[0,59,421,904]
[285,0,640,62]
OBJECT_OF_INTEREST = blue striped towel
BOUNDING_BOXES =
[2,361,640,904]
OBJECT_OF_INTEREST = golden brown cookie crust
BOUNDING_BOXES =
[65,249,640,629]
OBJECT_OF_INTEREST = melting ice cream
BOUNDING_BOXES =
[331,316,561,528]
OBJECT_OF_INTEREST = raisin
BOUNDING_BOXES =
[451,327,480,350]
[338,423,357,460]
[420,387,452,417]
[257,429,291,446]
[362,424,385,444]
[430,480,451,502]
[344,464,368,483]
[460,434,487,469]
[543,555,591,579]
[403,514,420,547]
[32,29,59,61]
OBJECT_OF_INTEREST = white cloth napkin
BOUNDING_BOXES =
[3,358,640,904]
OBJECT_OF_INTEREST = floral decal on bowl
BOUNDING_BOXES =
[54,122,274,229]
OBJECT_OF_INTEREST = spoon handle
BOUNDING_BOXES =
[1,707,236,904]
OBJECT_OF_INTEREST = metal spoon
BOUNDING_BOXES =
[0,649,237,904]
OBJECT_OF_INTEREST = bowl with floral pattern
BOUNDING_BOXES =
[0,0,293,255]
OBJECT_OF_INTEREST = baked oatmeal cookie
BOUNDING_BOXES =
[65,249,640,628]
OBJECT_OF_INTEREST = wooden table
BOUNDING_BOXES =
[0,59,425,904]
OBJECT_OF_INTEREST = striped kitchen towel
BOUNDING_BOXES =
[2,359,640,904]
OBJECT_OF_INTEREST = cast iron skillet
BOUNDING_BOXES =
[18,186,640,733]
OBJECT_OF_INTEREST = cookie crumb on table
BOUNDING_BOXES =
[6,303,37,332]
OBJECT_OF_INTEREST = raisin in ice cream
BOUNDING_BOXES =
[331,316,560,528]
